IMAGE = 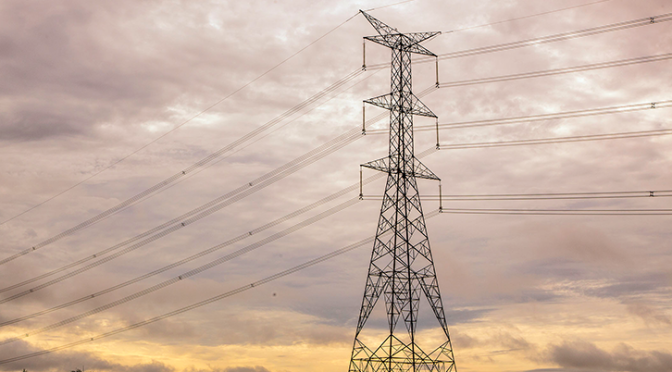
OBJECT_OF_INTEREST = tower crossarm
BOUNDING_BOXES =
[361,156,440,181]
[364,33,440,56]
[363,93,393,111]
[401,31,441,56]
[403,39,439,57]
[405,31,441,46]
[364,93,437,118]
[360,9,399,36]
[364,34,402,49]
[412,158,440,181]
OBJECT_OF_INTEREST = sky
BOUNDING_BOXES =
[1,0,672,371]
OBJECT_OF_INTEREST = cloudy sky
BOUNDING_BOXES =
[1,0,672,371]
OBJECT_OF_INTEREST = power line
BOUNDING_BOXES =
[436,128,672,150]
[0,12,362,229]
[366,11,672,69]
[0,95,394,296]
[0,172,385,329]
[0,124,401,326]
[0,209,438,366]
[0,130,362,302]
[367,100,672,135]
[0,68,367,266]
[436,11,672,60]
[397,100,671,133]
[0,197,361,345]
[436,52,672,89]
[439,208,672,216]
[107,67,384,236]
[0,138,421,344]
[361,189,672,201]
[437,190,672,198]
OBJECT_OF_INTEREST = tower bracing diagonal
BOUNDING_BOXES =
[348,10,456,372]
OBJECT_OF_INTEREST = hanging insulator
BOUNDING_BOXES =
[359,166,363,200]
[439,183,443,211]
[435,57,439,88]
[435,118,440,149]
[362,102,366,135]
[362,40,367,71]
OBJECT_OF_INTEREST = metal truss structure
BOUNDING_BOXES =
[348,11,456,372]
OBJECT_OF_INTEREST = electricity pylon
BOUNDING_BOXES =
[348,11,456,372]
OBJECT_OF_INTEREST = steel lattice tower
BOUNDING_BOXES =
[348,11,456,372]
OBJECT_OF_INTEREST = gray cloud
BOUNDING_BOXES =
[548,341,672,372]
[584,273,672,299]
[445,308,492,325]
[451,330,534,352]
[0,0,328,142]
[625,302,672,326]
[0,340,174,372]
